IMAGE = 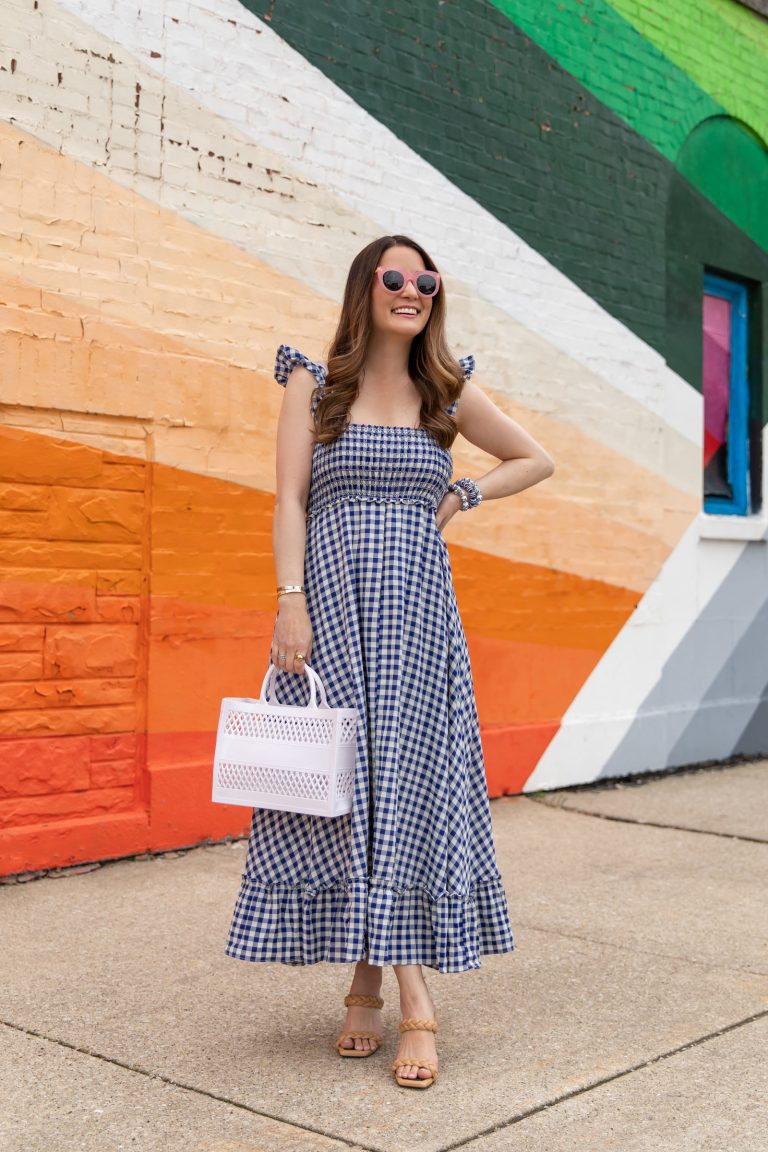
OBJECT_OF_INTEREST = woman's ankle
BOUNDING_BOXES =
[349,960,383,997]
[399,993,435,1018]
[394,972,435,1017]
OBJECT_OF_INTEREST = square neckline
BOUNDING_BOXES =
[346,421,427,432]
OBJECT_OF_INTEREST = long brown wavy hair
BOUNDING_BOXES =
[313,235,465,449]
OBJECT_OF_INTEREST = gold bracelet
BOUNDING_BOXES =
[277,584,306,597]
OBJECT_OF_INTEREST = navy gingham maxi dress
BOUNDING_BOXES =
[225,345,515,973]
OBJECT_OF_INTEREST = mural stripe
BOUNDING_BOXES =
[522,518,759,790]
[489,0,722,158]
[607,0,768,140]
[1,257,688,591]
[52,0,702,451]
[249,0,675,355]
[598,547,768,776]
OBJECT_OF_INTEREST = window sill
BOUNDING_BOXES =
[697,512,768,542]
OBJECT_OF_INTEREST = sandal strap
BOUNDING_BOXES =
[398,1017,438,1033]
[343,993,383,1009]
[337,1030,383,1043]
[391,1057,439,1075]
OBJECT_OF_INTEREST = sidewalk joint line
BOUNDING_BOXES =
[0,1019,383,1152]
[511,920,767,978]
[434,1006,768,1152]
[525,796,767,844]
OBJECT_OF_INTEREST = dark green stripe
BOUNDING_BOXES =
[251,0,673,353]
[251,0,767,387]
[488,0,768,251]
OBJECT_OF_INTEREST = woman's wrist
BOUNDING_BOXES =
[277,590,307,607]
[447,478,483,511]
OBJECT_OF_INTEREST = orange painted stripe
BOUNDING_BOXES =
[450,544,637,647]
[483,722,561,797]
[145,606,622,734]
[1,423,636,758]
[2,102,697,597]
[0,123,334,370]
[149,460,637,641]
[467,635,604,725]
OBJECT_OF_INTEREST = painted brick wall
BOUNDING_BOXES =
[0,426,147,840]
[1,0,766,873]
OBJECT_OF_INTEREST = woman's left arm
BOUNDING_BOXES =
[455,378,554,496]
[436,380,553,531]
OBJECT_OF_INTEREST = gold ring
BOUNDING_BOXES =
[295,651,305,661]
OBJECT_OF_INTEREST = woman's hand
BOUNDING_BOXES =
[272,596,313,675]
[435,489,463,533]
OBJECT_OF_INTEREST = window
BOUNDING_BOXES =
[703,272,749,516]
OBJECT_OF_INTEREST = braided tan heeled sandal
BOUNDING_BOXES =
[335,993,384,1058]
[391,1017,439,1088]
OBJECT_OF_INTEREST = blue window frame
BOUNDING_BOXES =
[702,273,749,516]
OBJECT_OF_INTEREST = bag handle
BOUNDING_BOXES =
[259,662,330,710]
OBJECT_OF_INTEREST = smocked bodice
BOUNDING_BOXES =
[306,423,453,520]
[273,343,475,522]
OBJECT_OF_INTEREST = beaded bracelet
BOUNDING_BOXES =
[449,482,470,511]
[448,477,483,511]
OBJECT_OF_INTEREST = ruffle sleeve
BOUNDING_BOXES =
[274,344,327,389]
[446,354,475,417]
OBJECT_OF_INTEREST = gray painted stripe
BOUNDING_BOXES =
[597,546,768,779]
[666,583,768,767]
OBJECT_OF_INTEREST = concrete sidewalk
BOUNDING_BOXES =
[2,761,767,1152]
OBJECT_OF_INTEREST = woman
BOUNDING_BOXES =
[226,235,554,1089]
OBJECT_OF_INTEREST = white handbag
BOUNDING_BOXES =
[211,662,358,817]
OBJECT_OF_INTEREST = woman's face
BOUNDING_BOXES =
[370,245,435,340]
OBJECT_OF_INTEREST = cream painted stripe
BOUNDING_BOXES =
[0,236,685,594]
[0,0,696,591]
[522,522,751,790]
[0,0,698,497]
[55,0,702,451]
[0,95,690,557]
[0,120,334,371]
[0,1,698,593]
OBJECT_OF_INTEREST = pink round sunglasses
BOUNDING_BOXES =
[374,266,441,298]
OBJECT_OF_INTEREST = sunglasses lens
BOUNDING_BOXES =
[416,273,438,296]
[381,269,405,293]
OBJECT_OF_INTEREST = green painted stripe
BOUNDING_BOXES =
[712,0,768,53]
[608,0,768,143]
[489,1,767,155]
[256,0,675,353]
[488,0,722,161]
[488,0,767,250]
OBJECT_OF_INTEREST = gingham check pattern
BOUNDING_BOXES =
[225,345,515,972]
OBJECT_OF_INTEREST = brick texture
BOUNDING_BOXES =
[0,427,146,830]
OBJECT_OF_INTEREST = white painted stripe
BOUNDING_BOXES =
[55,0,701,447]
[3,0,700,494]
[0,0,698,582]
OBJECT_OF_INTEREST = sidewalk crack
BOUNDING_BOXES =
[511,920,767,978]
[525,796,768,844]
[436,1007,768,1152]
[0,1020,379,1152]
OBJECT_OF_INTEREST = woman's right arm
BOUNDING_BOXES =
[271,364,318,676]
